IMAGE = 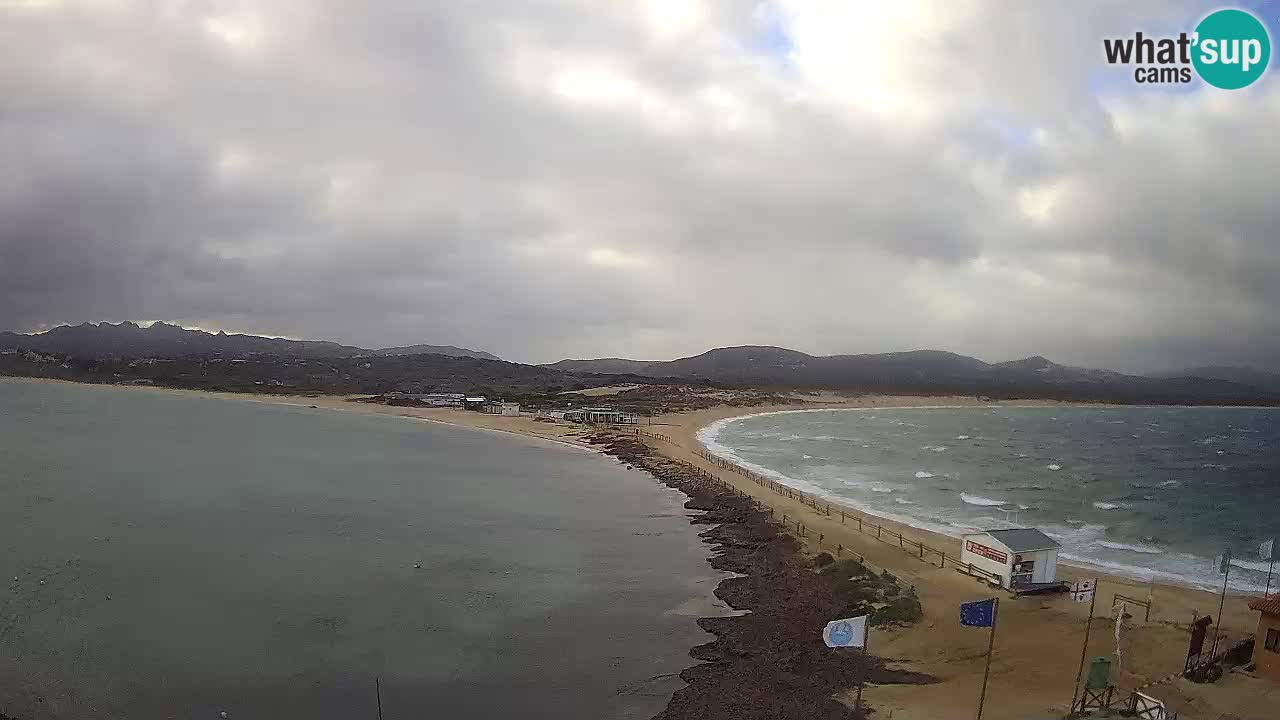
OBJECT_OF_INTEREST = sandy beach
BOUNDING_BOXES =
[301,393,1272,720]
[10,378,1275,719]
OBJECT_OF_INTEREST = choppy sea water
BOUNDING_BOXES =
[0,379,727,719]
[699,406,1280,593]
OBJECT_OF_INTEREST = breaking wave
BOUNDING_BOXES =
[960,493,1007,507]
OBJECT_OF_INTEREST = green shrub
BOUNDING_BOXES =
[871,595,923,627]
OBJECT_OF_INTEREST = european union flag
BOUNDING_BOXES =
[960,598,996,627]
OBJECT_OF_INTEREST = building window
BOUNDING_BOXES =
[1267,628,1280,653]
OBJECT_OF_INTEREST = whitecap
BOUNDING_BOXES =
[914,471,935,479]
[802,454,812,459]
[1046,463,1062,471]
[1098,540,1164,555]
[1093,501,1127,510]
[1159,480,1180,488]
[956,434,970,440]
[894,497,916,505]
[870,485,894,493]
[932,446,948,453]
[961,493,1008,507]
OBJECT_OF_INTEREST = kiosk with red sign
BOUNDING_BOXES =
[960,528,1062,592]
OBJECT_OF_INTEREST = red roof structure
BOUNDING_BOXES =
[1248,596,1280,616]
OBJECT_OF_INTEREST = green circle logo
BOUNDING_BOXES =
[1192,9,1271,89]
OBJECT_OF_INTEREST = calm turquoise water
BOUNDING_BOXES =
[701,406,1280,593]
[1,379,725,719]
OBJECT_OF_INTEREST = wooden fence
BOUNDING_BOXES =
[687,447,1003,587]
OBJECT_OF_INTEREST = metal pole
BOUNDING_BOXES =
[1069,580,1098,714]
[1210,562,1230,659]
[976,598,999,720]
[1267,552,1275,600]
[376,676,384,720]
[856,623,870,712]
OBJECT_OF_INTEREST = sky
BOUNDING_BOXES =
[3,0,1280,372]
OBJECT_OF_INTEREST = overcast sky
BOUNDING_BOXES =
[4,1,1280,371]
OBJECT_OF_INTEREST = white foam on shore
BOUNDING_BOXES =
[695,407,1273,594]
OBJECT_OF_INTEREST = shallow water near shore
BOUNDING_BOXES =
[0,379,727,719]
[701,405,1280,593]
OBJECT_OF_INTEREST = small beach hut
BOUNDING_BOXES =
[1247,596,1280,682]
[960,528,1061,591]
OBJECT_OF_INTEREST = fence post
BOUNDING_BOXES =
[876,526,881,540]
[838,544,842,557]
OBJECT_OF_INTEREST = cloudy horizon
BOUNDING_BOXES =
[4,1,1280,372]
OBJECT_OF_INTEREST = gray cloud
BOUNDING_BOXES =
[2,0,1279,372]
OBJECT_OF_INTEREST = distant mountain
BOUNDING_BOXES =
[0,322,499,362]
[1155,365,1280,391]
[542,346,1279,404]
[376,344,500,361]
[542,358,660,374]
[0,322,366,359]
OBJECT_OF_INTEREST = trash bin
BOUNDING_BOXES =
[1085,656,1112,689]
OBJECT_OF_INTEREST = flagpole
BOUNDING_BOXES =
[1267,551,1275,600]
[1210,560,1230,659]
[856,623,870,712]
[976,597,999,720]
[1069,579,1098,714]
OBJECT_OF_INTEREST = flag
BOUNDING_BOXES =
[1262,538,1275,562]
[1115,602,1128,667]
[960,598,996,627]
[822,616,868,648]
[1219,550,1233,574]
[1071,579,1096,603]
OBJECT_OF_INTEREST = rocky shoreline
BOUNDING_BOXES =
[584,432,933,720]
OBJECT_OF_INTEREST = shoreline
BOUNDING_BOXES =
[582,430,933,719]
[694,406,1273,596]
[4,376,1274,718]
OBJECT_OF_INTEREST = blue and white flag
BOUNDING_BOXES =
[960,598,996,627]
[822,615,868,648]
[1262,538,1275,562]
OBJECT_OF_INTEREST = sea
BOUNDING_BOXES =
[0,379,727,719]
[699,405,1280,594]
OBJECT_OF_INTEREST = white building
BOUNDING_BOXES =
[959,528,1061,591]
[483,401,520,415]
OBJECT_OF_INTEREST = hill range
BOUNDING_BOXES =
[3,322,1279,405]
